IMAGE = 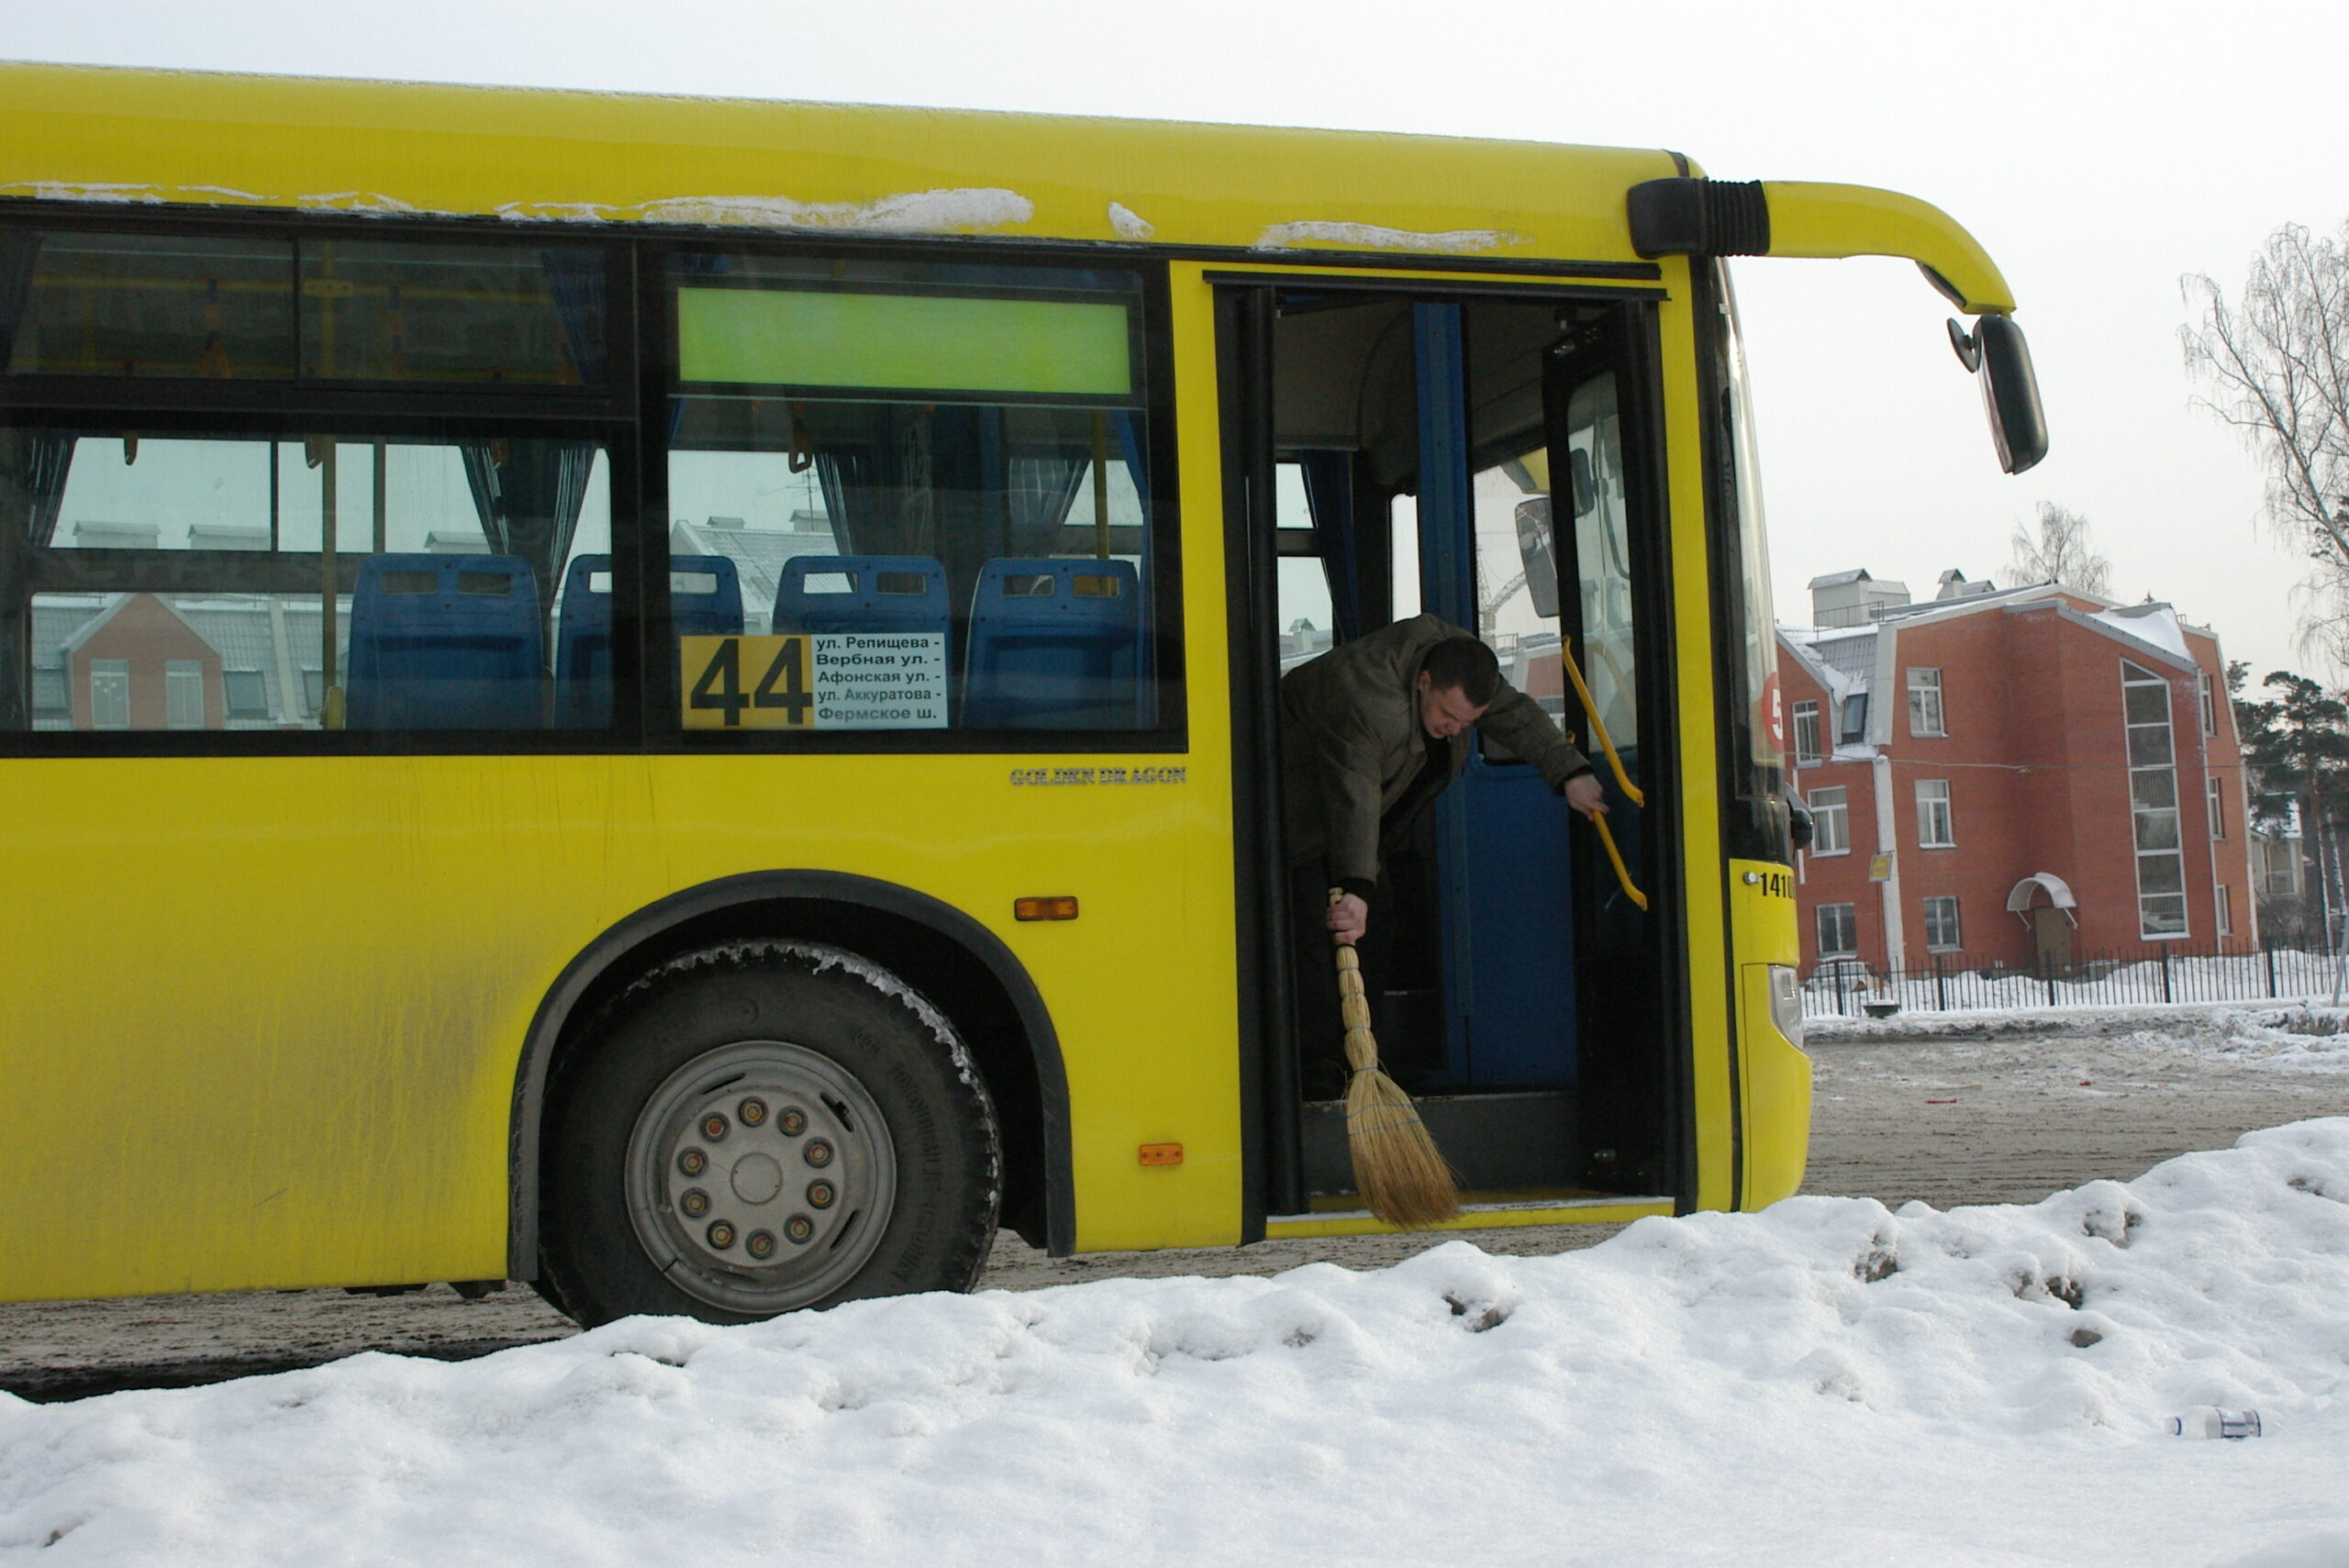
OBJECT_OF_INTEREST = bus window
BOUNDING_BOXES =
[663,255,1167,737]
[1,229,605,387]
[0,428,612,732]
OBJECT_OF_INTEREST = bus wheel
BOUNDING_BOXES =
[540,940,1000,1327]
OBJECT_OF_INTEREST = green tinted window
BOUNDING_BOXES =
[676,287,1131,397]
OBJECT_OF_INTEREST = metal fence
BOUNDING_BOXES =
[1801,945,2347,1018]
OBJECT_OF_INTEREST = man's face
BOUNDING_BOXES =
[1416,673,1488,740]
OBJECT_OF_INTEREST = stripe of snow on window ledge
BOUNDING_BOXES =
[1252,220,1528,254]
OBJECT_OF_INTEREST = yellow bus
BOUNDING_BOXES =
[0,63,2043,1326]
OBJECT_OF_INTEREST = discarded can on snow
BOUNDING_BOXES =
[2166,1407,2262,1439]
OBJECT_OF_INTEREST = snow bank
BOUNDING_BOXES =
[6,1122,2348,1567]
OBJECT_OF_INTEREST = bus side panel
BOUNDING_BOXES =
[0,744,1247,1303]
[1731,862,1809,1208]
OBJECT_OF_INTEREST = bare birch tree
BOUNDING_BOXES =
[2183,220,2349,658]
[2000,500,2113,595]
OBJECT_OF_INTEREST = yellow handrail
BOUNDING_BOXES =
[1592,814,1647,911]
[1559,639,1645,907]
[1558,639,1643,807]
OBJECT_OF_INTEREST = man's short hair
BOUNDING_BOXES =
[1421,636,1502,706]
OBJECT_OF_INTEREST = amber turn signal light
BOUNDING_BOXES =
[1138,1143,1183,1166]
[1015,895,1080,921]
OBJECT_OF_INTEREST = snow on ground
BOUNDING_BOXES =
[1812,1003,2349,1075]
[7,1122,2349,1568]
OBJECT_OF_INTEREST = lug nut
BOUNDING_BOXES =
[746,1229,778,1260]
[706,1219,736,1250]
[739,1096,768,1127]
[680,1187,711,1218]
[807,1180,836,1209]
[785,1214,815,1244]
[804,1139,834,1168]
[701,1112,729,1141]
[778,1107,807,1137]
[677,1148,707,1177]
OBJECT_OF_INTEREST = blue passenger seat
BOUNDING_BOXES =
[770,555,950,638]
[553,553,743,727]
[344,554,544,729]
[961,558,1145,729]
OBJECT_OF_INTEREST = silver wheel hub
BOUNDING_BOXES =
[624,1040,896,1313]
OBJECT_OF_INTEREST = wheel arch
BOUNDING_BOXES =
[509,871,1072,1278]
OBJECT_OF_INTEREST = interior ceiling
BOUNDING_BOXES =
[1273,295,1561,493]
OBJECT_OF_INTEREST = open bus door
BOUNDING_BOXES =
[1218,278,1686,1228]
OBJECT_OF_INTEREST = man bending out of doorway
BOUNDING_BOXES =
[1280,613,1608,1098]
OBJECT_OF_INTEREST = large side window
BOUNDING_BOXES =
[3,428,611,732]
[0,225,621,740]
[662,255,1173,740]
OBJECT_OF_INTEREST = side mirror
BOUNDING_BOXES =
[1514,496,1561,619]
[1947,313,2048,474]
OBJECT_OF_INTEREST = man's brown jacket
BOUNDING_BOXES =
[1278,614,1594,890]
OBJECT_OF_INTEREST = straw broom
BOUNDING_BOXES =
[1331,891,1460,1228]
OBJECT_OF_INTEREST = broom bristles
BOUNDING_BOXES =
[1345,1066,1461,1227]
[1330,908,1459,1227]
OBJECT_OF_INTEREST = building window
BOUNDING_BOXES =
[2123,660,2188,939]
[1808,785,1850,854]
[88,659,129,730]
[2217,883,2233,937]
[1839,693,1868,743]
[1922,895,1962,951]
[2199,671,2216,737]
[164,659,204,729]
[1817,903,1859,959]
[1792,699,1822,764]
[223,670,271,719]
[1907,667,1945,737]
[2208,775,2226,840]
[1915,778,1954,848]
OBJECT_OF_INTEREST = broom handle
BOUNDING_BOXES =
[1330,890,1378,1073]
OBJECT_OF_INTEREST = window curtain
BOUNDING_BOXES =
[0,428,72,549]
[1298,449,1363,643]
[0,426,72,730]
[807,405,937,558]
[460,439,596,633]
[0,232,42,373]
[536,249,607,387]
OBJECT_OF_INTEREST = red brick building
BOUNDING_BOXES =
[1780,572,2254,978]
[60,592,225,730]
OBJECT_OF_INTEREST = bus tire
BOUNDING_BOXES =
[538,940,1000,1328]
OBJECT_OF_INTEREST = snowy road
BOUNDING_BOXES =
[4,1005,2345,1401]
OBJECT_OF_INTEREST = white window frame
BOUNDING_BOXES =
[1816,902,1859,959]
[1807,784,1850,856]
[2123,660,2190,940]
[164,658,205,730]
[2208,775,2225,840]
[2198,671,2216,737]
[88,659,129,730]
[2217,883,2233,937]
[1791,698,1822,764]
[1922,895,1962,951]
[1915,778,1954,848]
[1907,667,1945,738]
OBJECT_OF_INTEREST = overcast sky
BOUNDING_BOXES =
[7,0,2343,681]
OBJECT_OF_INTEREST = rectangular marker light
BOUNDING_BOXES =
[1014,896,1079,922]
